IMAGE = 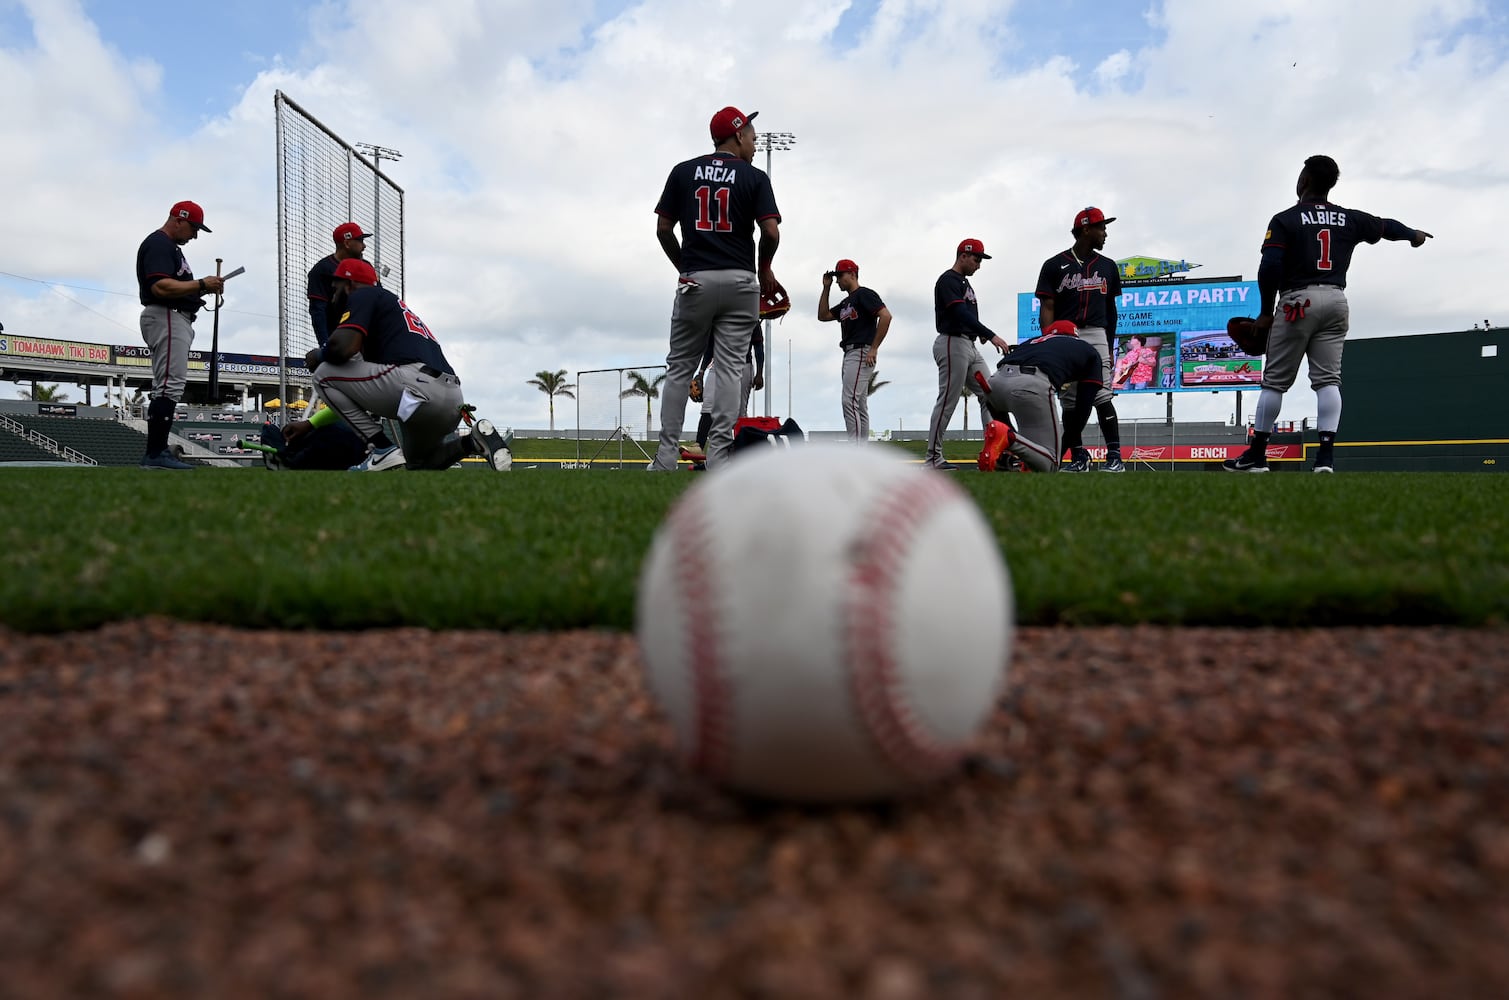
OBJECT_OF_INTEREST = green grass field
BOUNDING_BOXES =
[1,465,1504,633]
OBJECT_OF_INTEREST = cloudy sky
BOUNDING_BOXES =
[1,0,1504,433]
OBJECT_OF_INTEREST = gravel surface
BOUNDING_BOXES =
[1,621,1506,998]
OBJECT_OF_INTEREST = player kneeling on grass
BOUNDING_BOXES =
[234,409,367,471]
[306,259,512,471]
[976,320,1104,473]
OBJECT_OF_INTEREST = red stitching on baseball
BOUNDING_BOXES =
[846,473,973,782]
[667,497,732,780]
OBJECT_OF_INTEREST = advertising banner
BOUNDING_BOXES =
[1016,279,1263,393]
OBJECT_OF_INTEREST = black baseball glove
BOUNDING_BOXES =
[1227,316,1268,356]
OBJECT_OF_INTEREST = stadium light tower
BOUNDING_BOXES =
[754,131,796,418]
[355,142,403,276]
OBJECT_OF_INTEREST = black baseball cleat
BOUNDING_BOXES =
[1223,452,1269,473]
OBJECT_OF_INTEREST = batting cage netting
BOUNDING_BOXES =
[274,90,406,412]
[574,365,668,468]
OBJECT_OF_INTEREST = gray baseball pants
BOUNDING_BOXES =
[926,335,991,465]
[140,305,195,401]
[1261,284,1349,392]
[986,365,1063,472]
[316,360,468,470]
[650,270,758,471]
[840,346,873,442]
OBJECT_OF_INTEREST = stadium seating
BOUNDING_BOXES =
[5,414,153,466]
[0,429,60,463]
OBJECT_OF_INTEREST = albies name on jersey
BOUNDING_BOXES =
[1299,209,1348,226]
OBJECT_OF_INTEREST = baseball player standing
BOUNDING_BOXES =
[648,105,782,471]
[307,222,372,347]
[308,259,511,471]
[1036,207,1125,472]
[1224,154,1431,474]
[818,259,892,443]
[928,239,1010,470]
[135,200,224,470]
[977,320,1104,472]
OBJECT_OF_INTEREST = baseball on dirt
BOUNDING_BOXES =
[635,445,1013,803]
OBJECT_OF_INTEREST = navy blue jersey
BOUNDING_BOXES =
[1000,334,1103,392]
[934,270,980,336]
[136,230,194,308]
[834,286,886,347]
[1263,200,1385,291]
[334,286,454,376]
[306,254,339,345]
[1036,250,1121,330]
[655,153,780,273]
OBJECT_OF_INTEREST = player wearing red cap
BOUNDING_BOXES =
[305,259,512,472]
[1035,206,1125,472]
[818,259,891,443]
[976,320,1104,473]
[927,239,1011,470]
[307,222,372,347]
[134,200,224,469]
[647,105,782,471]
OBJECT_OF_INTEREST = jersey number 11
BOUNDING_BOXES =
[694,186,733,233]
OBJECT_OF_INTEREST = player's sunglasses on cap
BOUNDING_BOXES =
[710,106,759,142]
[957,239,991,259]
[332,259,380,285]
[1074,206,1116,230]
[333,223,372,243]
[170,200,211,232]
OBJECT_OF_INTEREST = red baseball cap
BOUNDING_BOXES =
[332,223,372,243]
[1043,320,1079,337]
[1073,206,1116,230]
[710,106,759,142]
[170,200,211,232]
[957,238,992,260]
[833,259,859,275]
[332,259,379,285]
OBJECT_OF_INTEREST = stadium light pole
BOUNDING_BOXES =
[355,142,403,277]
[754,131,796,417]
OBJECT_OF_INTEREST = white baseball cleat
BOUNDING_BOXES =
[350,444,405,472]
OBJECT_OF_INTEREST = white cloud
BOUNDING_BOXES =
[2,0,1505,431]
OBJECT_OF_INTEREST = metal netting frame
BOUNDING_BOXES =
[274,90,405,416]
[574,365,669,468]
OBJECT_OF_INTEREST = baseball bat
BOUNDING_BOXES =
[208,258,223,401]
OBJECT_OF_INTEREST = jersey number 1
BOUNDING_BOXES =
[694,186,733,233]
[1315,228,1333,271]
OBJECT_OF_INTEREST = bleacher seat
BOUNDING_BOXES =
[0,431,60,464]
[7,414,153,466]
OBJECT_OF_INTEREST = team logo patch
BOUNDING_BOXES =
[340,311,350,324]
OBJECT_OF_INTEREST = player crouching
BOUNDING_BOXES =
[976,320,1105,473]
[305,259,511,471]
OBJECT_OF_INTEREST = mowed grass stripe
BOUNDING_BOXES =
[0,468,1504,632]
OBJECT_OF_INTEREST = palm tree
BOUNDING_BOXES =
[620,370,667,440]
[866,370,890,397]
[959,383,974,434]
[527,369,575,433]
[18,383,70,402]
